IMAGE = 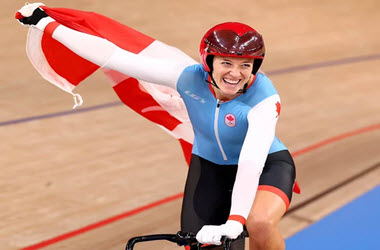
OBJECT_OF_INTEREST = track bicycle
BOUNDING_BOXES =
[125,230,248,250]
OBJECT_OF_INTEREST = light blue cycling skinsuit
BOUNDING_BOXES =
[177,64,287,165]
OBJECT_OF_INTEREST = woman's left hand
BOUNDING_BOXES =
[196,220,243,245]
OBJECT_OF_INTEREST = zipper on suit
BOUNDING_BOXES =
[214,100,228,161]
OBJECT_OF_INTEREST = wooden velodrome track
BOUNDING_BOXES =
[1,0,379,249]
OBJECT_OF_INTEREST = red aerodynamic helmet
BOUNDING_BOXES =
[200,22,265,74]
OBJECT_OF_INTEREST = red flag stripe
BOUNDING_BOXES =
[113,78,182,131]
[42,22,99,86]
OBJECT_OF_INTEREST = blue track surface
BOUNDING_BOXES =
[286,185,380,250]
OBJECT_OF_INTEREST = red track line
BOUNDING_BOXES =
[19,123,380,250]
[20,193,184,250]
[291,123,380,157]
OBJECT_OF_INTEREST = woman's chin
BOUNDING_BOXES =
[220,85,239,94]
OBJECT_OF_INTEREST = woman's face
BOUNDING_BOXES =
[212,56,254,101]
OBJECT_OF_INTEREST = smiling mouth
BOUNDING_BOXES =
[223,78,241,86]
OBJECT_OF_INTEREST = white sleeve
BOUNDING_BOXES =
[229,94,281,219]
[49,24,195,89]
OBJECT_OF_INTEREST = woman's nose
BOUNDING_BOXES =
[229,67,240,77]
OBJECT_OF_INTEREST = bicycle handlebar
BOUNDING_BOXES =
[125,230,248,250]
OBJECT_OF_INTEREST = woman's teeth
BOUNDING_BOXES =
[223,78,240,85]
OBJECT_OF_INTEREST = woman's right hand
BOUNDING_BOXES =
[15,3,52,30]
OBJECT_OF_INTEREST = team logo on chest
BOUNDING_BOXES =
[224,114,236,127]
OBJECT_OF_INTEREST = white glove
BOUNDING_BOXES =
[196,225,223,245]
[17,3,46,18]
[16,3,54,31]
[196,220,244,245]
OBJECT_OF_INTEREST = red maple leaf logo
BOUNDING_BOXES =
[275,102,281,118]
[227,115,234,121]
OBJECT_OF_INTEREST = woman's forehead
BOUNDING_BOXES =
[215,56,254,63]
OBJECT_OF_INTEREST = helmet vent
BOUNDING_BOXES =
[204,30,264,57]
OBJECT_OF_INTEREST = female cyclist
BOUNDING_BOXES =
[17,4,296,250]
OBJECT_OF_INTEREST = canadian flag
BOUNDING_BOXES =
[22,6,194,164]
